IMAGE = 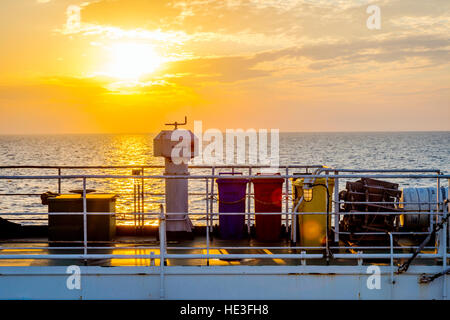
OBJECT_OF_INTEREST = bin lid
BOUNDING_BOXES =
[251,173,284,185]
[216,178,249,184]
[216,172,248,184]
[292,177,334,187]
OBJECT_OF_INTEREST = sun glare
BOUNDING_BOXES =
[106,42,163,80]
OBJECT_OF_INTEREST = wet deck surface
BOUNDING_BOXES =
[0,236,297,267]
[1,234,444,267]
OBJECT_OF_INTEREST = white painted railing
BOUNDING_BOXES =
[0,165,448,268]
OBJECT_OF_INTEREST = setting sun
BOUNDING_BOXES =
[106,42,163,80]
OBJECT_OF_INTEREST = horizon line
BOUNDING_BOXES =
[0,130,449,136]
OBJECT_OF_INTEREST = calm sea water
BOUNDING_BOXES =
[0,132,448,225]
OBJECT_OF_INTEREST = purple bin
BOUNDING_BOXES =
[216,173,249,240]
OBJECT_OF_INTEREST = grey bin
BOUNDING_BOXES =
[46,194,117,242]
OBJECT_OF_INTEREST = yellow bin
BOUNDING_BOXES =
[292,177,334,248]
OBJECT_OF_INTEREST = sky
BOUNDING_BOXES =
[0,0,449,134]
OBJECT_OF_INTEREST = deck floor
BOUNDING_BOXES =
[0,236,298,267]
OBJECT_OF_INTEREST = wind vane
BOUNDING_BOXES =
[165,116,187,130]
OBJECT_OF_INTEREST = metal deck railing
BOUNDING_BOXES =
[0,165,448,272]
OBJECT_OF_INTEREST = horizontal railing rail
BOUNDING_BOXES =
[0,165,447,269]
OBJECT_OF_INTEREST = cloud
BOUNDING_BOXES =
[2,0,450,133]
[53,0,450,87]
[64,0,449,58]
[390,15,450,34]
[80,0,182,29]
[158,32,450,85]
[0,77,110,104]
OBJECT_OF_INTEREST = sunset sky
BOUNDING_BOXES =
[0,0,449,134]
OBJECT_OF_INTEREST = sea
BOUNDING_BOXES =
[0,132,448,225]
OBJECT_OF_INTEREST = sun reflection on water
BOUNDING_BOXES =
[100,135,165,226]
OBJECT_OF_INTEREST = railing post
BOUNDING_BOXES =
[437,173,447,299]
[247,167,252,235]
[285,166,289,234]
[210,167,215,229]
[292,198,302,245]
[388,232,395,284]
[58,168,61,194]
[388,232,395,300]
[82,177,87,265]
[334,170,340,242]
[357,251,363,266]
[149,251,155,266]
[437,172,442,255]
[205,178,210,266]
[141,167,145,230]
[159,204,166,299]
[444,199,448,300]
[325,174,330,263]
[134,182,137,229]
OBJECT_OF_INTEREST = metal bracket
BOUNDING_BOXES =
[165,116,187,130]
[150,251,155,266]
[357,251,363,266]
[301,250,307,266]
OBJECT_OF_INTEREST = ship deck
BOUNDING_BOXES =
[0,165,448,299]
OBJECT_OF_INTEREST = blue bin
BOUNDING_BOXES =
[216,173,248,239]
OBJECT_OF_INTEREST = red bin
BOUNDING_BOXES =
[252,174,285,241]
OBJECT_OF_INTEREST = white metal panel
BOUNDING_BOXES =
[0,266,447,300]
